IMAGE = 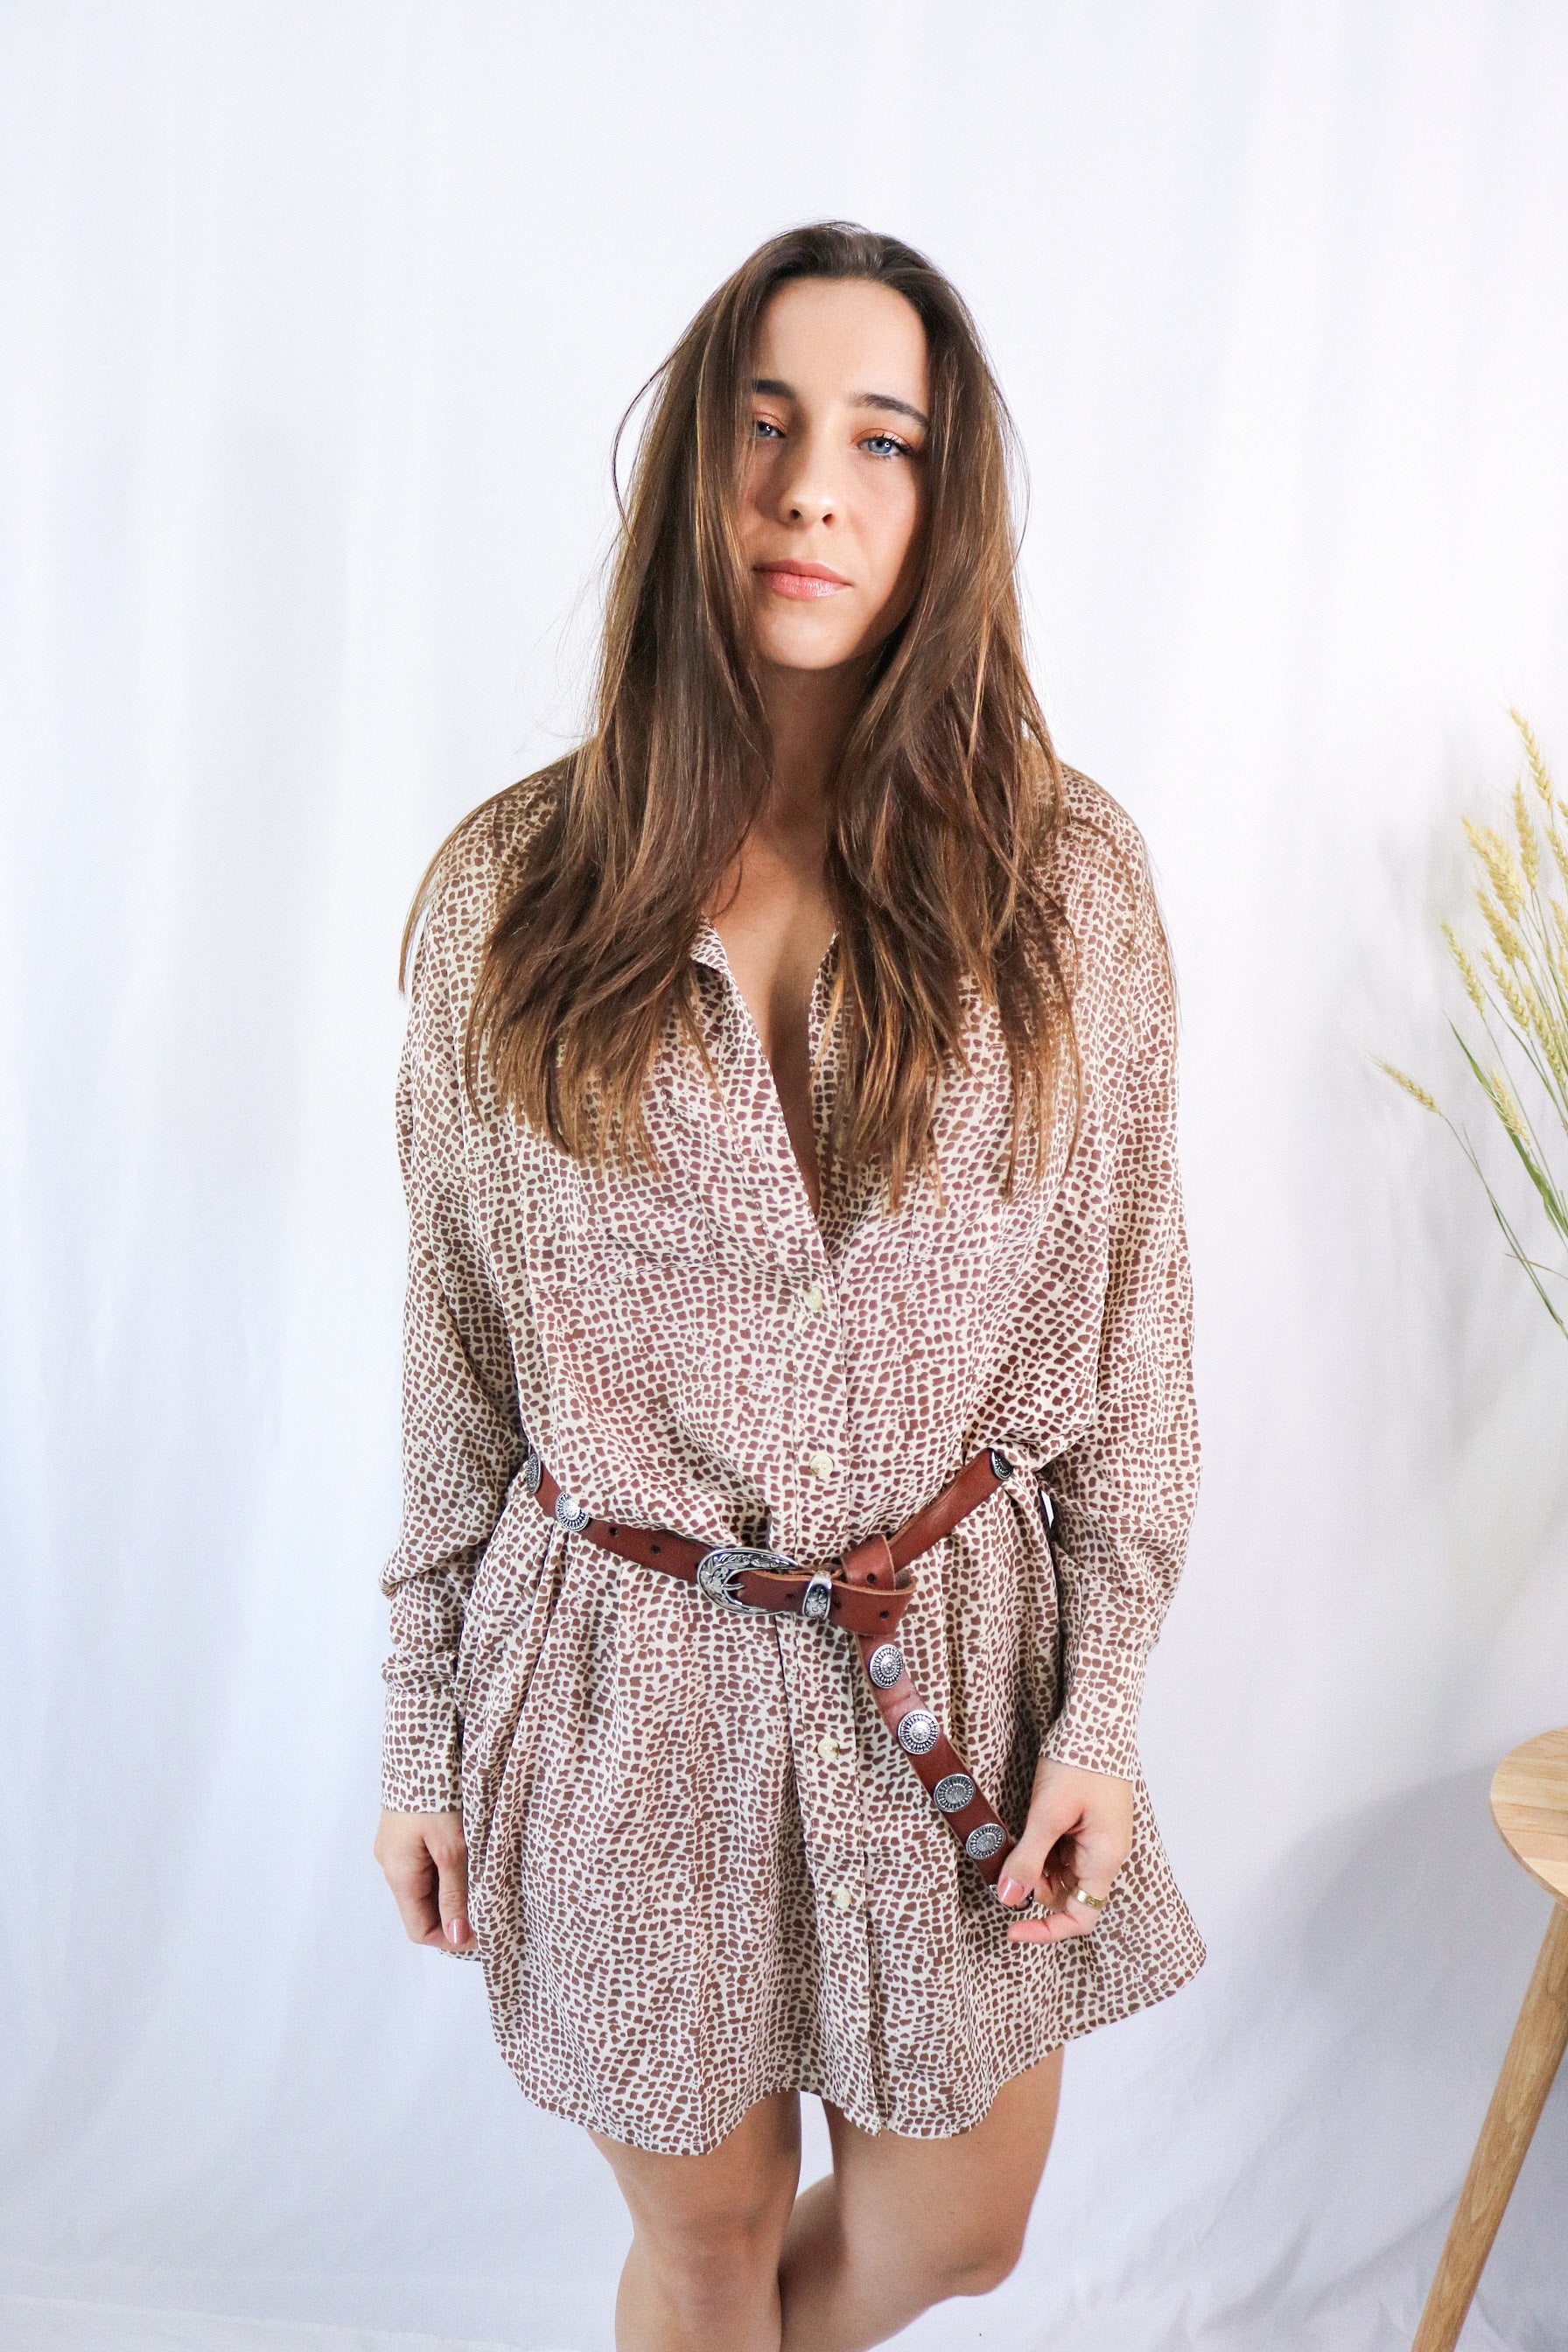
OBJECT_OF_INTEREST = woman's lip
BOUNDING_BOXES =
[756,562,850,600]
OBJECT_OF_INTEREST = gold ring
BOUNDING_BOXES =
[1069,1884,1109,1910]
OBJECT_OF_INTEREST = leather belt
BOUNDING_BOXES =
[520,1441,1020,1889]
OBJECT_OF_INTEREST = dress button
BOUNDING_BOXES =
[831,1881,855,1909]
[816,1733,842,1762]
[801,1281,824,1313]
[806,1447,837,1480]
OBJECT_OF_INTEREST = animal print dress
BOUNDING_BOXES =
[377,764,1206,2155]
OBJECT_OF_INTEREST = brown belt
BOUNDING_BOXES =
[521,1441,1020,1891]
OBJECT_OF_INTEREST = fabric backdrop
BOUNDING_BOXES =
[3,4,1566,2348]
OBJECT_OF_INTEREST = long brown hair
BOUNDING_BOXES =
[402,220,1089,1213]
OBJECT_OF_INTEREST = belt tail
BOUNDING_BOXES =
[841,1530,1016,1886]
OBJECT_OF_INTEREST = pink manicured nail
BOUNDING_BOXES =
[999,1877,1025,1904]
[447,1918,462,1945]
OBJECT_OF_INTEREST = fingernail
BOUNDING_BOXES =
[446,1918,462,1945]
[998,1877,1025,1904]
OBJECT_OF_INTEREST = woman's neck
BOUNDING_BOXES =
[754,654,872,843]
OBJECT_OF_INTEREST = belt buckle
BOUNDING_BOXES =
[696,1545,798,1616]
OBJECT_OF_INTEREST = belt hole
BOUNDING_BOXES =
[879,1608,889,1618]
[867,1573,878,1584]
[652,1541,662,1553]
[607,1524,619,1535]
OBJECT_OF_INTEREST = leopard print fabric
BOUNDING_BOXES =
[378,763,1205,2154]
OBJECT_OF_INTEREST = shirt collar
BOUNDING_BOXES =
[690,915,730,974]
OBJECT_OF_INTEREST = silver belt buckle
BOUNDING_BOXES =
[696,1545,798,1616]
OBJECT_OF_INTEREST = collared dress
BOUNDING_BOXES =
[377,762,1206,2157]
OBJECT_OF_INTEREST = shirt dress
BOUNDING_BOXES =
[378,760,1206,2157]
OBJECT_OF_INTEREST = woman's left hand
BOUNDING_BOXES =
[996,1753,1134,1942]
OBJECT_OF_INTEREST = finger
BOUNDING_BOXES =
[997,1797,1083,1913]
[1039,1831,1080,1901]
[1062,1880,1112,1930]
[999,1820,1088,1920]
[1071,1813,1130,1886]
[1051,1806,1128,1914]
[1003,1830,1111,1941]
[429,1816,476,1952]
[1006,1874,1114,1942]
[379,1812,475,1954]
[382,1829,444,1948]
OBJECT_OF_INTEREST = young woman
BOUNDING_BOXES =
[372,220,1204,2352]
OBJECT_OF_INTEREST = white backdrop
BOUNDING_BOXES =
[3,4,1567,2348]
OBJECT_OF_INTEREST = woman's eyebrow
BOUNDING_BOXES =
[750,376,930,431]
[854,390,930,430]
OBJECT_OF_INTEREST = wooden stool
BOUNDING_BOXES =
[1413,1726,1568,2351]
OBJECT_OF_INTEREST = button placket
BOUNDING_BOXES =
[768,1312,849,1561]
[788,1703,862,1850]
[778,1608,869,2003]
[784,1263,844,1551]
[712,921,872,2058]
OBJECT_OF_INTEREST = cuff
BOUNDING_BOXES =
[1037,1615,1150,1782]
[379,1676,464,1815]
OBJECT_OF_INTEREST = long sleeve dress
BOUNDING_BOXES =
[377,761,1205,2157]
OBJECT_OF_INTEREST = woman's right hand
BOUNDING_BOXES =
[373,1808,478,1954]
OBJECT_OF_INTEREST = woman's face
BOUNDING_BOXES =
[738,276,931,676]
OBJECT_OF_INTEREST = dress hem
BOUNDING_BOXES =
[480,1934,1208,2159]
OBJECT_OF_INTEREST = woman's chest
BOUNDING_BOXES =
[704,878,839,1224]
[472,974,1100,1413]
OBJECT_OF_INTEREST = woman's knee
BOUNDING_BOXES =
[857,2216,1026,2314]
[636,2202,790,2314]
[590,2091,802,2289]
[942,2222,1028,2299]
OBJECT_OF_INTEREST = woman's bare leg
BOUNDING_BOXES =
[777,2044,1065,2352]
[586,2047,1063,2352]
[588,2090,803,2352]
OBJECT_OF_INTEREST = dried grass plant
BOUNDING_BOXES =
[1376,710,1568,1340]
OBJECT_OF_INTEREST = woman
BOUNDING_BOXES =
[373,220,1204,2351]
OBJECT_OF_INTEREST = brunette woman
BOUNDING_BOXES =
[373,219,1204,2352]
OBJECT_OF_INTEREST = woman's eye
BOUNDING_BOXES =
[752,417,783,441]
[863,432,911,460]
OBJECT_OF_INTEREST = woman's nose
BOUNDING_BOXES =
[783,483,835,523]
[774,439,838,525]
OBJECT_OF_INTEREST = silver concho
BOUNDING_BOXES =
[934,1772,976,1813]
[868,1642,905,1689]
[989,1446,1014,1482]
[523,1449,542,1494]
[965,1822,1006,1859]
[896,1709,940,1755]
[554,1489,591,1532]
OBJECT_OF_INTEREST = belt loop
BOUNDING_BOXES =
[802,1568,835,1624]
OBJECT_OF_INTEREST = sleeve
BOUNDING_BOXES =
[377,866,528,1814]
[1036,850,1200,1783]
